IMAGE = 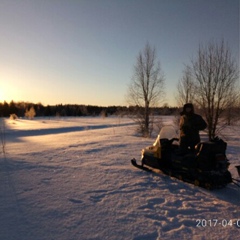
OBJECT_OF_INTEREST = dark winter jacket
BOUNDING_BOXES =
[179,103,207,149]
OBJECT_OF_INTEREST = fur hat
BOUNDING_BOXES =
[180,103,194,115]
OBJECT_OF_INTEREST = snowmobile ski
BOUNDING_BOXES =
[131,158,153,172]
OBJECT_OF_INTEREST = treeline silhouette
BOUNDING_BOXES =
[0,101,178,118]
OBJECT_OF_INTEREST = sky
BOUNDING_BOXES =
[0,0,239,107]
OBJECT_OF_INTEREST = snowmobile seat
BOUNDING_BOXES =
[195,138,227,171]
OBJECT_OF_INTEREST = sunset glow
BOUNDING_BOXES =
[0,89,5,102]
[0,0,238,106]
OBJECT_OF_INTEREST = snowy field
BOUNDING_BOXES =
[0,116,239,240]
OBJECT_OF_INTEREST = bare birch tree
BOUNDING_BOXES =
[176,65,195,106]
[127,43,165,137]
[191,40,239,140]
[25,106,36,120]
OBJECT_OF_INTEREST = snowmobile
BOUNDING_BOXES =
[131,126,240,190]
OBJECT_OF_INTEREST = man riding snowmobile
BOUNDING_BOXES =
[179,103,207,153]
[131,104,239,189]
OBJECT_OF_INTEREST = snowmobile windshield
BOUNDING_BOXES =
[159,126,178,140]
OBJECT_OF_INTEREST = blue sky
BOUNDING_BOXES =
[0,0,239,106]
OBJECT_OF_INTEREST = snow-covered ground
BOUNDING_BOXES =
[0,116,239,240]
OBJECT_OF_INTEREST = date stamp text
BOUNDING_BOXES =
[196,219,240,228]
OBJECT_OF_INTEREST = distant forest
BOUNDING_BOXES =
[0,101,179,118]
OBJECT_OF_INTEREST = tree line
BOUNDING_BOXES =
[0,101,179,118]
